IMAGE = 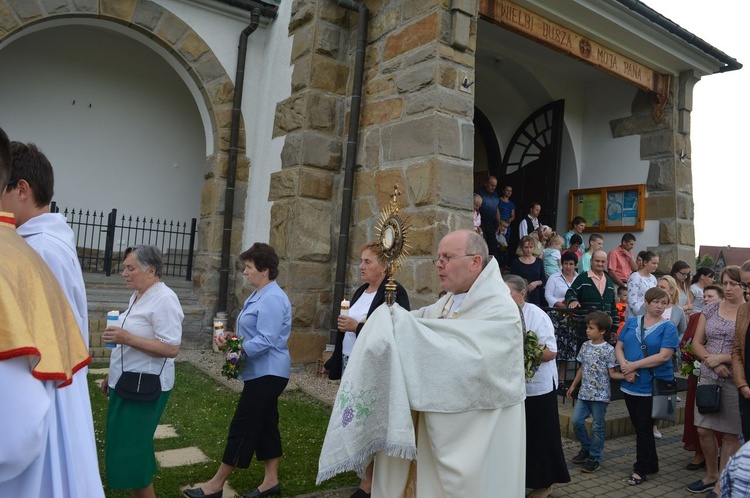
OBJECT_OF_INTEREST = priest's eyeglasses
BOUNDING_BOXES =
[432,254,477,267]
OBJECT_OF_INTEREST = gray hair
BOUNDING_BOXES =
[465,230,490,269]
[503,274,528,295]
[124,245,163,278]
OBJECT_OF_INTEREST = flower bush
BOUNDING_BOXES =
[221,334,246,380]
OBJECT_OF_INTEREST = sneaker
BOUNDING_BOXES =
[581,459,600,473]
[572,449,589,464]
[653,428,663,439]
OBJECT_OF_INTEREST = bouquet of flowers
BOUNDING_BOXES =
[524,330,547,381]
[679,340,701,378]
[221,334,245,380]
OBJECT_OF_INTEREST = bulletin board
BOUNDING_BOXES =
[568,184,645,232]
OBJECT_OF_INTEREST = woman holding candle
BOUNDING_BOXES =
[324,241,410,498]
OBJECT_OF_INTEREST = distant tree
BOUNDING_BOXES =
[696,254,714,269]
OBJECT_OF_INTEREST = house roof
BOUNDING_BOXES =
[700,246,750,268]
[718,247,750,267]
[699,245,724,262]
[614,0,742,73]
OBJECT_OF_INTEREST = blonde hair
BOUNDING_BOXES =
[658,275,680,305]
[547,234,563,248]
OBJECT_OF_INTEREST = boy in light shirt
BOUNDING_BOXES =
[567,312,623,473]
[580,234,604,272]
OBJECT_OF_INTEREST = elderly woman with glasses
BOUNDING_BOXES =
[101,245,183,498]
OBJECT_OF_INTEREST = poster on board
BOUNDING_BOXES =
[569,185,644,232]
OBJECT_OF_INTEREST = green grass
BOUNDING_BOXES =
[89,362,356,497]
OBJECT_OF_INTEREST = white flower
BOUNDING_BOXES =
[694,360,702,370]
[227,351,241,361]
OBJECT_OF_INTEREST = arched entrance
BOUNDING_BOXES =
[0,0,248,347]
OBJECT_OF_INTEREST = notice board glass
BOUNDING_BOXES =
[568,184,645,232]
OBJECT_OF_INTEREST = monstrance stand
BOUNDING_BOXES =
[376,185,411,306]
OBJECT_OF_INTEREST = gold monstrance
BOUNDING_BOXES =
[376,185,411,306]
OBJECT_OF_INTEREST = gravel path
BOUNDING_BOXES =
[177,349,340,406]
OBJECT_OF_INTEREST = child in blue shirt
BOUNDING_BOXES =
[543,235,563,277]
[567,311,624,473]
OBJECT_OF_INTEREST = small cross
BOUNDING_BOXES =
[390,185,401,204]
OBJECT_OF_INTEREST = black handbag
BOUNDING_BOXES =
[696,383,722,414]
[651,375,678,422]
[115,370,162,401]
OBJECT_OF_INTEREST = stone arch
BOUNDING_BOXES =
[0,0,248,345]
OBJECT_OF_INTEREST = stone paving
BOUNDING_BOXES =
[90,365,706,497]
[294,424,704,498]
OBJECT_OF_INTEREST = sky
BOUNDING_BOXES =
[642,0,749,251]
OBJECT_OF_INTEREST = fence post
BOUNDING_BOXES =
[104,208,117,276]
[186,218,197,281]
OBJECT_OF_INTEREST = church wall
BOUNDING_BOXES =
[0,25,205,226]
[155,0,295,254]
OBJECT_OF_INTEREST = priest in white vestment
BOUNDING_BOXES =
[0,129,100,498]
[318,230,527,497]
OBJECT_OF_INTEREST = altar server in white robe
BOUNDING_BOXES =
[317,230,527,497]
[0,131,103,498]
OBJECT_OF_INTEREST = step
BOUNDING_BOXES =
[557,391,686,441]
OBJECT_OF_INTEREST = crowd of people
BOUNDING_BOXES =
[7,130,750,498]
[472,178,750,497]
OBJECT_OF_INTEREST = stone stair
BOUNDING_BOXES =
[85,272,207,359]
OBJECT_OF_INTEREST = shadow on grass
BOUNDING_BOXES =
[89,362,356,497]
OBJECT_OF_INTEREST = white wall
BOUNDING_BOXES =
[0,24,205,228]
[157,0,294,248]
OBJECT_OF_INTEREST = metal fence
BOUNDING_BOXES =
[51,203,197,280]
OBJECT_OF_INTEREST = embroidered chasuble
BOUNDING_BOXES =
[317,258,527,497]
[0,212,97,497]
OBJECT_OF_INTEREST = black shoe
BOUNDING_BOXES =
[580,459,600,473]
[183,488,223,498]
[350,489,371,498]
[572,449,589,464]
[243,484,281,498]
[686,460,706,471]
[686,479,717,493]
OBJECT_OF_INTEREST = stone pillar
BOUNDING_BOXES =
[611,73,697,272]
[271,0,347,363]
[272,0,479,362]
[352,0,478,310]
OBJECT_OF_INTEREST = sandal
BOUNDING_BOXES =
[626,473,646,486]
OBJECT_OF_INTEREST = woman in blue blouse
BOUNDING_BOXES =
[185,243,291,498]
[615,287,679,487]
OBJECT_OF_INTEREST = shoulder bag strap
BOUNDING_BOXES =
[119,305,168,376]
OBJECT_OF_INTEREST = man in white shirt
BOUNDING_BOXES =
[519,201,542,238]
[1,138,104,497]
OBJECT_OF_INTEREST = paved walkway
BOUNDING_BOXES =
[294,423,706,497]
[91,365,708,497]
